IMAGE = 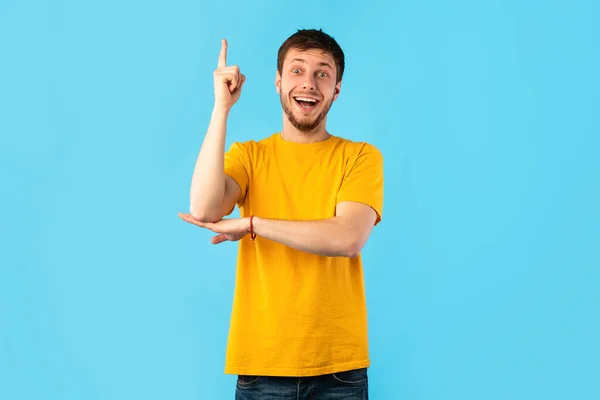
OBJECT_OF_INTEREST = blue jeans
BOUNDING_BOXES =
[234,367,369,399]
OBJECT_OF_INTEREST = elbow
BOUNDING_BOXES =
[189,204,221,223]
[342,239,364,259]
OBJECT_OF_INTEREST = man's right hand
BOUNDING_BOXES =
[214,39,246,110]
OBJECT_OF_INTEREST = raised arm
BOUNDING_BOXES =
[189,39,246,222]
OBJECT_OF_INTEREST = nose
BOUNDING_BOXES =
[302,74,316,91]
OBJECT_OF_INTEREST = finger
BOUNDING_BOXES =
[218,38,227,69]
[215,70,238,87]
[228,70,243,93]
[211,234,229,244]
[178,212,196,224]
[178,212,206,227]
[224,73,239,93]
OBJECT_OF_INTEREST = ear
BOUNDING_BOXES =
[333,79,342,101]
[275,70,281,94]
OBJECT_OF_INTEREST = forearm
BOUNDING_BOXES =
[189,106,229,221]
[251,217,361,258]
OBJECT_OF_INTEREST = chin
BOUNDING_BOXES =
[293,118,323,132]
[294,112,317,123]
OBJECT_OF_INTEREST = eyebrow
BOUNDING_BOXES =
[289,58,333,70]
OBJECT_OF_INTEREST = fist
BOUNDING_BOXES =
[213,39,246,110]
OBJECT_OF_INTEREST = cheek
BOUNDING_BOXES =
[282,75,303,91]
[320,83,337,98]
[280,82,294,96]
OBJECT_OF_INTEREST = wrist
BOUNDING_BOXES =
[246,216,252,234]
[212,104,231,118]
[249,216,260,239]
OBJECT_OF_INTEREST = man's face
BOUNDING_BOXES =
[276,48,341,132]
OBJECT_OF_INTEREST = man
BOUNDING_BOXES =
[179,29,384,399]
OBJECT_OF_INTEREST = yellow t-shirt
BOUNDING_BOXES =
[222,132,384,377]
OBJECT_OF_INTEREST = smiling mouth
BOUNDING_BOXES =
[293,96,320,110]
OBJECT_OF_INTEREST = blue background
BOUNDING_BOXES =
[1,0,598,399]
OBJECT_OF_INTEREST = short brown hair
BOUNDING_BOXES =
[277,29,345,83]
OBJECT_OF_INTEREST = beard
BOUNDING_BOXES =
[280,92,334,132]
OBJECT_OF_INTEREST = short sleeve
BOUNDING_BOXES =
[224,141,250,207]
[336,144,384,225]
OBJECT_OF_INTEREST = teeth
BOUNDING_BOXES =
[295,97,317,103]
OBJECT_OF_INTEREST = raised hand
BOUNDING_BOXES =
[213,39,246,110]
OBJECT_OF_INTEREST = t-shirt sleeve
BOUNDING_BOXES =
[224,141,250,208]
[336,143,384,225]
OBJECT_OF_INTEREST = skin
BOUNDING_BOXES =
[179,39,377,258]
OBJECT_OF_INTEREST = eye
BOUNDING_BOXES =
[291,68,301,74]
[316,71,329,78]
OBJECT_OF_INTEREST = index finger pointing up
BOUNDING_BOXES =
[218,38,227,68]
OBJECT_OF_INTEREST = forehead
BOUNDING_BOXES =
[283,48,335,69]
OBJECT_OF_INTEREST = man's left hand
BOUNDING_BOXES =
[178,213,250,244]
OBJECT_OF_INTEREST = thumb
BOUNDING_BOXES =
[211,234,229,245]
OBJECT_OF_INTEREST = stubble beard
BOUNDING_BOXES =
[280,92,334,133]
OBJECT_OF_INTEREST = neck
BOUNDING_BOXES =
[280,117,331,144]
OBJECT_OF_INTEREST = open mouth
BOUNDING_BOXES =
[293,96,320,110]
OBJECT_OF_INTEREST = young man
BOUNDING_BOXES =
[179,29,383,399]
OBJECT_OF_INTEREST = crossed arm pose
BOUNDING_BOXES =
[178,39,377,258]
